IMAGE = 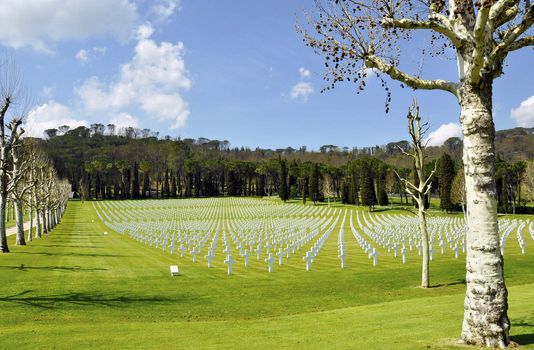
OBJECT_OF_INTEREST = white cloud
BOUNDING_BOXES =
[24,101,87,138]
[137,23,155,40]
[93,47,107,55]
[425,123,463,147]
[0,0,137,51]
[75,49,89,63]
[76,47,107,63]
[290,82,314,101]
[150,0,181,22]
[511,95,534,127]
[75,23,191,129]
[109,112,140,129]
[299,67,311,79]
[291,67,314,102]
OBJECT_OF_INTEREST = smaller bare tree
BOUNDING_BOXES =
[0,59,29,253]
[395,99,436,288]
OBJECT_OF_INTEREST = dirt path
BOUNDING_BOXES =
[6,221,34,237]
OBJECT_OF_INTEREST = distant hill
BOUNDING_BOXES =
[495,127,534,161]
[378,127,534,168]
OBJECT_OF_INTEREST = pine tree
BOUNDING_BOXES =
[278,159,289,202]
[377,164,389,206]
[439,153,455,212]
[359,160,377,211]
[132,161,140,199]
[302,177,308,204]
[341,179,350,204]
[309,163,320,205]
[170,171,177,197]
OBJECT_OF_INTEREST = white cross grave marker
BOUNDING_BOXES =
[265,253,275,273]
[224,255,236,275]
[303,251,313,271]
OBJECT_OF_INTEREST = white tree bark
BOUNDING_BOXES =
[459,79,510,347]
[303,0,534,346]
[14,198,24,245]
[27,204,33,242]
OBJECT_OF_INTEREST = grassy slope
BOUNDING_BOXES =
[0,201,533,349]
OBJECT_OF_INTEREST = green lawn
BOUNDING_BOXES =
[0,200,533,349]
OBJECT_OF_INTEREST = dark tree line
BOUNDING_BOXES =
[41,125,532,212]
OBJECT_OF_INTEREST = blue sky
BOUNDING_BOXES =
[2,0,533,150]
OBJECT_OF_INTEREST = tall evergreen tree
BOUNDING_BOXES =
[302,177,308,204]
[278,159,289,202]
[341,179,350,204]
[170,172,177,198]
[377,163,389,206]
[309,163,320,205]
[132,161,140,199]
[439,153,455,213]
[139,160,151,198]
[359,160,377,211]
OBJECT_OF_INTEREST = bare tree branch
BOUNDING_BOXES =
[508,35,534,50]
[471,1,493,84]
[488,5,534,67]
[364,54,459,96]
[382,17,463,47]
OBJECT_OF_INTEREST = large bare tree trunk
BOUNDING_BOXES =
[14,199,25,245]
[27,205,33,242]
[0,194,8,252]
[35,208,41,238]
[41,211,47,234]
[418,209,430,288]
[459,80,509,347]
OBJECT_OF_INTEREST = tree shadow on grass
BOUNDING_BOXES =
[511,333,534,346]
[0,290,181,309]
[431,279,466,288]
[0,264,109,272]
[46,245,102,249]
[16,252,130,258]
[511,320,534,346]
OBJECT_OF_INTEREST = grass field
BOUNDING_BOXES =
[0,200,533,349]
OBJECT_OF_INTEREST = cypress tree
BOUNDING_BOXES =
[302,177,308,204]
[170,172,177,197]
[163,167,170,197]
[377,164,389,206]
[309,163,320,205]
[439,153,455,212]
[132,161,140,199]
[359,160,377,211]
[378,186,389,206]
[256,175,266,196]
[341,179,350,204]
[278,159,289,202]
[350,171,359,205]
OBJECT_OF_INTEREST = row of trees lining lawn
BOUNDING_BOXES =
[40,127,533,213]
[0,60,70,253]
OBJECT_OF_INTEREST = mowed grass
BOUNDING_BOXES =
[0,200,533,350]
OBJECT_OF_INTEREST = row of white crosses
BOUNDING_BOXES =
[356,209,469,263]
[96,198,331,274]
[302,209,342,271]
[348,210,378,265]
[94,198,534,275]
[337,210,347,268]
